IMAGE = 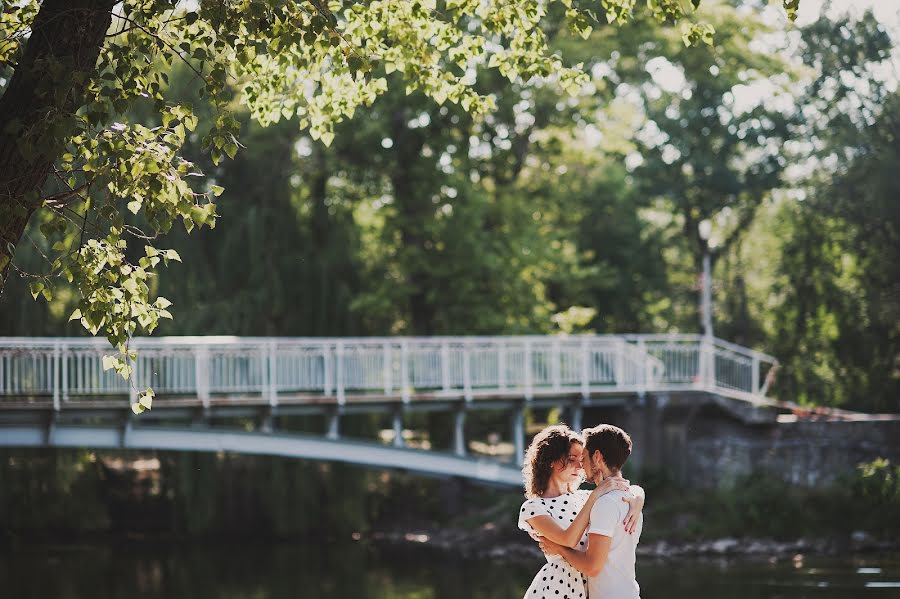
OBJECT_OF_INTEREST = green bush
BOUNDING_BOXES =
[852,458,900,530]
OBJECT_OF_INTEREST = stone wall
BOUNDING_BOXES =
[686,417,900,487]
[589,394,900,488]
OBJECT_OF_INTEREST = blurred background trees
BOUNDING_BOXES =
[1,1,898,544]
[2,4,896,415]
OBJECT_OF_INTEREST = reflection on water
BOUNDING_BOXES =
[1,541,898,598]
[638,555,900,598]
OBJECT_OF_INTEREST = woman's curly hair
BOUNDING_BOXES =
[522,424,582,499]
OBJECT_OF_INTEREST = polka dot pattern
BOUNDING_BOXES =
[519,491,591,599]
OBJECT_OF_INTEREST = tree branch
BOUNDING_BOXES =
[42,182,90,209]
[713,201,760,260]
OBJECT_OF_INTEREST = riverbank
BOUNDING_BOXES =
[368,525,900,563]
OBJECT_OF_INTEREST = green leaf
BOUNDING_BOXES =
[139,388,154,409]
[68,309,82,322]
[210,185,225,197]
[102,355,118,371]
[190,205,207,225]
[117,363,132,380]
[122,277,140,295]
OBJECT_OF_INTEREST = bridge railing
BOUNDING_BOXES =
[0,335,776,407]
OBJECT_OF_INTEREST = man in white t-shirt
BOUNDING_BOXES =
[539,424,643,599]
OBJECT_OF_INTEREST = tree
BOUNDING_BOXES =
[631,1,796,337]
[767,10,898,411]
[0,0,797,411]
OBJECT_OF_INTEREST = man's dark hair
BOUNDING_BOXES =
[583,424,632,471]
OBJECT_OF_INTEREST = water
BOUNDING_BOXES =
[1,540,898,598]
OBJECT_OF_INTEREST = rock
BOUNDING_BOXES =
[368,525,900,563]
[745,540,768,554]
[710,538,739,554]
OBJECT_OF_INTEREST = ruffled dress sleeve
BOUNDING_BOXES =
[518,498,552,535]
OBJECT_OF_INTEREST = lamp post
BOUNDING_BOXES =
[698,219,714,388]
[698,219,713,340]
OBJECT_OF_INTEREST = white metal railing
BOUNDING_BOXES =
[0,335,777,408]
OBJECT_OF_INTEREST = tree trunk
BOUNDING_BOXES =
[390,108,434,335]
[0,0,114,291]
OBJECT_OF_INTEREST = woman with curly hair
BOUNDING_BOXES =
[518,424,644,599]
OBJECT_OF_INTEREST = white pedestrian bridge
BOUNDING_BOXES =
[0,334,776,486]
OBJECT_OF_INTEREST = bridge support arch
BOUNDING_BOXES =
[0,424,525,486]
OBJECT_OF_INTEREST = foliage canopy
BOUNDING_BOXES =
[0,0,800,411]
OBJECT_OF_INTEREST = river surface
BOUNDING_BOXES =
[2,540,898,598]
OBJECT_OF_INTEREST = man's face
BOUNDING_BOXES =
[580,447,597,482]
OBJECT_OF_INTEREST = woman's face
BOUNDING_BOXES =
[553,441,584,483]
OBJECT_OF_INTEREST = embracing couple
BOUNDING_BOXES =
[518,424,645,599]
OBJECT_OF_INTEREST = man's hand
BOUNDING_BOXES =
[622,493,644,534]
[539,537,565,556]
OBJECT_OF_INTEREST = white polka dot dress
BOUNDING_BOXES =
[518,490,590,599]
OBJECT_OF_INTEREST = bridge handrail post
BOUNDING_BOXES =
[751,351,761,395]
[52,342,61,411]
[323,344,333,396]
[498,340,507,391]
[61,342,69,403]
[383,341,392,395]
[266,340,278,407]
[580,337,589,399]
[195,345,211,408]
[463,340,472,401]
[400,339,410,403]
[524,339,533,400]
[257,344,265,397]
[699,336,714,390]
[637,338,648,393]
[551,337,561,392]
[441,341,451,392]
[336,341,345,405]
[614,338,625,389]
